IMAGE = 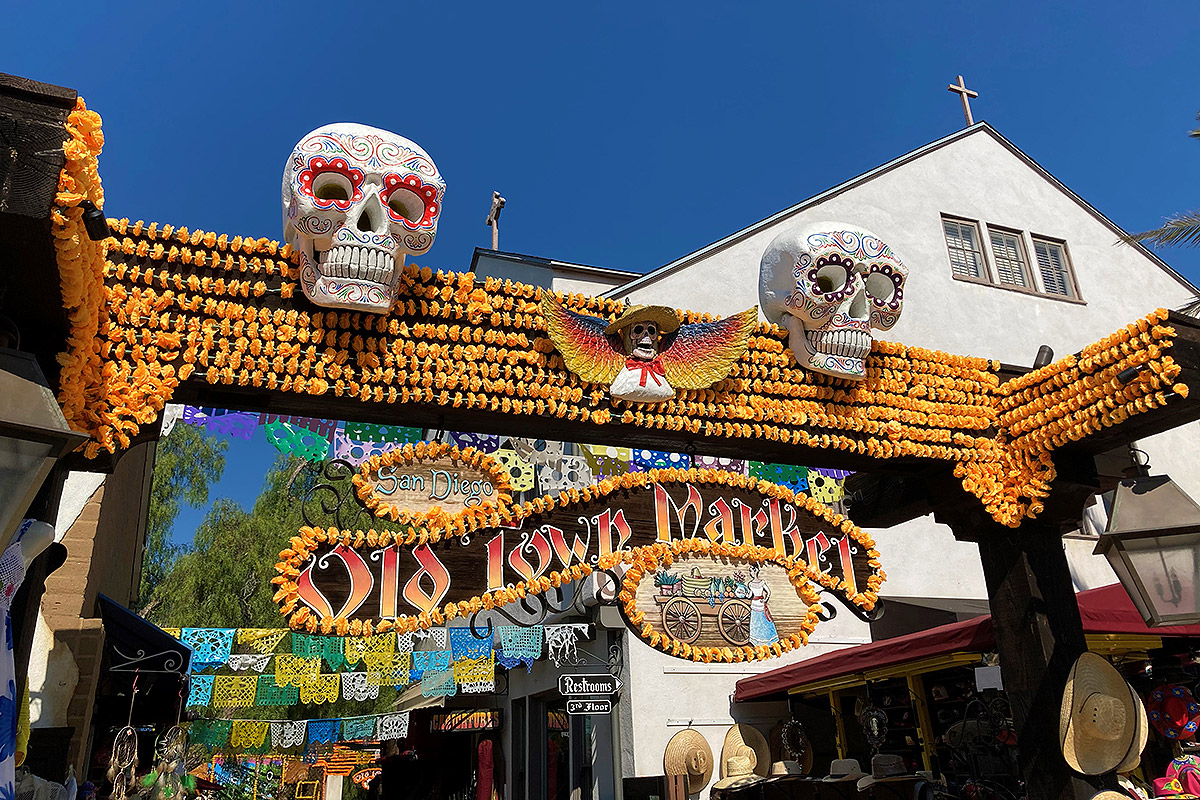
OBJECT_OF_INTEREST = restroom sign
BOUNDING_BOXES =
[558,674,622,696]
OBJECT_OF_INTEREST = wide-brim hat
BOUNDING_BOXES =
[768,761,804,777]
[824,759,867,782]
[1115,688,1149,773]
[856,754,911,790]
[604,304,681,335]
[712,753,763,790]
[722,724,771,778]
[663,729,714,794]
[1060,652,1139,775]
[1147,684,1200,741]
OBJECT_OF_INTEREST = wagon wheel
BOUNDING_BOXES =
[661,597,702,643]
[717,599,752,645]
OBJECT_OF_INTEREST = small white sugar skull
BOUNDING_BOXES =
[282,123,445,313]
[759,223,906,380]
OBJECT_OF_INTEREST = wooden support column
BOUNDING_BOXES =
[940,499,1114,800]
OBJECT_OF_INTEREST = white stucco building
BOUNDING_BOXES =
[477,120,1200,799]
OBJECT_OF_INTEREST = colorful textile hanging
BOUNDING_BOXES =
[448,627,493,660]
[342,422,423,444]
[579,444,631,481]
[293,634,347,670]
[236,629,289,654]
[203,411,258,440]
[255,675,298,707]
[493,449,535,491]
[182,628,235,670]
[229,721,270,750]
[298,673,339,705]
[227,654,272,672]
[376,713,410,741]
[271,721,306,750]
[340,673,380,702]
[448,432,500,453]
[630,449,690,472]
[412,650,452,676]
[453,654,495,694]
[306,720,340,748]
[749,462,808,492]
[189,720,232,748]
[509,438,564,469]
[496,626,543,672]
[340,717,376,742]
[264,422,329,461]
[364,653,411,688]
[421,669,456,698]
[398,627,447,651]
[162,628,181,640]
[275,655,320,687]
[692,456,748,474]
[212,676,257,708]
[186,675,214,708]
[344,631,395,666]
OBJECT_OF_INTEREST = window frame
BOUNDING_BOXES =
[942,215,992,285]
[1030,234,1084,303]
[985,224,1037,292]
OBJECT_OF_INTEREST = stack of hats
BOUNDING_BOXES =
[1059,652,1147,776]
[712,724,771,790]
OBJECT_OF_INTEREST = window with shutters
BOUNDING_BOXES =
[987,227,1031,288]
[1032,238,1076,298]
[943,218,988,280]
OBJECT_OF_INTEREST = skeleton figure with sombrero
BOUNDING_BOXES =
[541,297,758,403]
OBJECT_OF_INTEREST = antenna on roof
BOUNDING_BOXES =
[947,75,979,127]
[486,191,506,250]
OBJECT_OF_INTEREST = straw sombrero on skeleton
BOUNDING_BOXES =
[663,729,713,794]
[1059,652,1143,775]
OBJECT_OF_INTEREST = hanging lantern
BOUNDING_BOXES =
[1094,475,1200,627]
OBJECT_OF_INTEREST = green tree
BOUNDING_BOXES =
[144,455,303,629]
[140,423,228,607]
[1126,113,1200,250]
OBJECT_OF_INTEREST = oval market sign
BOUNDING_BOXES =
[352,442,514,528]
[276,469,884,662]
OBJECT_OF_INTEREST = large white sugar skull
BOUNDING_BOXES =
[282,123,445,312]
[759,223,907,380]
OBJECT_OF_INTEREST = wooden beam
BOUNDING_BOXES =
[0,73,77,390]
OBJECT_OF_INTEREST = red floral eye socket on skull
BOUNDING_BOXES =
[297,157,365,210]
[381,174,440,227]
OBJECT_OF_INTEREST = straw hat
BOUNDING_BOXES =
[663,729,713,794]
[1146,684,1200,741]
[823,759,867,783]
[768,761,804,777]
[711,753,763,791]
[856,754,911,791]
[1059,652,1139,775]
[1114,687,1148,774]
[1088,793,1131,800]
[604,305,680,335]
[721,724,771,778]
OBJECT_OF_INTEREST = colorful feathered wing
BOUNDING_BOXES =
[660,307,758,390]
[541,296,626,385]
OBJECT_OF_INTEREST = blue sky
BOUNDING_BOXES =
[10,2,1200,546]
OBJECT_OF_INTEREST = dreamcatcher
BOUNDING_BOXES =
[106,727,138,800]
[138,725,197,800]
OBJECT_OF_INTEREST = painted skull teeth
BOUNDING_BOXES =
[318,245,396,286]
[805,327,872,359]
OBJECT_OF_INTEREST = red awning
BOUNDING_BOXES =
[733,583,1200,702]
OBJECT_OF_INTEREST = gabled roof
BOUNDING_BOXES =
[607,122,1195,298]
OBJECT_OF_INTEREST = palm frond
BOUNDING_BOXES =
[1176,296,1200,319]
[1122,210,1200,249]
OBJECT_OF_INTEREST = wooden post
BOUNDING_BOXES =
[485,191,506,250]
[940,503,1115,800]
